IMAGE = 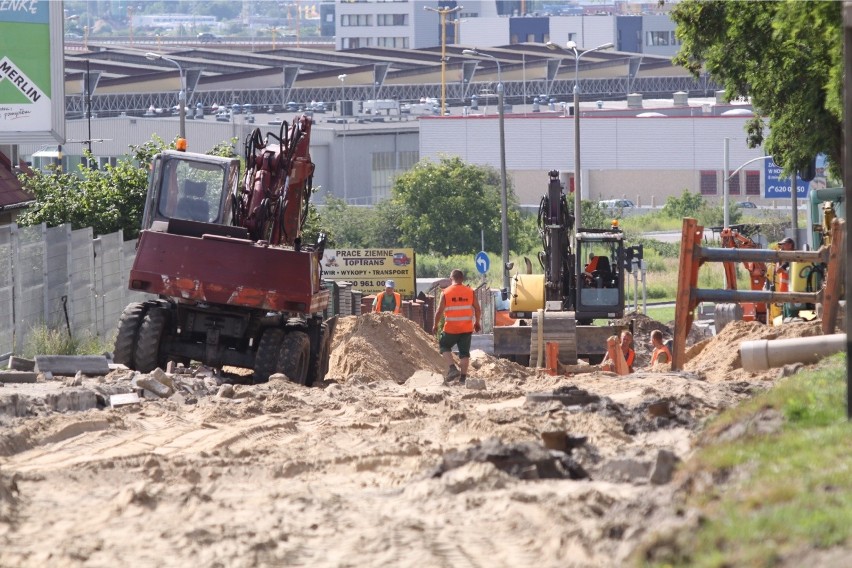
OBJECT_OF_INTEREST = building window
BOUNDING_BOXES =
[376,37,408,48]
[342,37,372,49]
[700,170,717,195]
[728,171,741,195]
[340,14,373,27]
[645,31,671,46]
[745,170,761,195]
[377,14,407,26]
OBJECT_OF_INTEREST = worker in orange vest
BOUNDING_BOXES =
[432,269,482,384]
[650,330,672,366]
[373,280,401,313]
[774,237,795,293]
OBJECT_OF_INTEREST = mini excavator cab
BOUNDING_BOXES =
[574,229,626,320]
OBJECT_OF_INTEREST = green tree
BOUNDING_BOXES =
[316,195,377,248]
[662,190,705,219]
[391,156,525,255]
[17,136,237,240]
[671,0,843,177]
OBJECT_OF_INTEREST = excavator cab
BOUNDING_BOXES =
[142,150,241,232]
[575,229,627,321]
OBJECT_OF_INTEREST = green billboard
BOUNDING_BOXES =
[0,0,64,143]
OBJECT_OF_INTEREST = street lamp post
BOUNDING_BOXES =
[338,74,347,117]
[146,52,186,140]
[463,49,510,297]
[546,40,613,232]
[424,5,462,116]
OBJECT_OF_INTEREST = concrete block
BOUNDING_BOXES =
[44,391,98,413]
[136,375,174,398]
[650,449,680,485]
[464,378,487,390]
[110,392,142,407]
[8,356,35,371]
[0,372,40,384]
[150,367,175,389]
[34,355,110,376]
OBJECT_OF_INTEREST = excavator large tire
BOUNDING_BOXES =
[113,302,147,368]
[253,328,284,384]
[278,331,311,385]
[134,306,171,373]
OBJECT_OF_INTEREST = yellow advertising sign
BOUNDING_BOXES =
[320,248,416,297]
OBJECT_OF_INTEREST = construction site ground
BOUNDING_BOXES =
[0,312,832,567]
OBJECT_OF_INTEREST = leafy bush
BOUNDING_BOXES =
[662,190,705,219]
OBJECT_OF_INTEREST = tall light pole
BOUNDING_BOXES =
[546,40,613,231]
[463,49,510,297]
[337,74,347,117]
[424,5,462,116]
[146,52,186,141]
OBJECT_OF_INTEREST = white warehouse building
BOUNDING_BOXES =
[418,106,783,208]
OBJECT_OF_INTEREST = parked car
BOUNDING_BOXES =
[197,32,218,43]
[737,201,758,209]
[284,101,302,112]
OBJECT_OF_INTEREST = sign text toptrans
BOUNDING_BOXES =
[320,248,416,297]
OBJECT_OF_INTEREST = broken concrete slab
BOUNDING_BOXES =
[110,392,142,408]
[8,356,35,372]
[598,458,653,483]
[464,378,487,390]
[0,390,98,417]
[0,372,40,384]
[650,449,680,485]
[134,376,175,399]
[34,355,110,376]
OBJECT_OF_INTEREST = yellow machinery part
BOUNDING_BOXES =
[510,273,545,312]
[791,262,817,293]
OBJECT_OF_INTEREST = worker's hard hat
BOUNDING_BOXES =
[385,280,395,288]
[777,237,795,246]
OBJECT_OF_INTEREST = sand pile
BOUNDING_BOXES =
[327,313,447,383]
[683,319,824,382]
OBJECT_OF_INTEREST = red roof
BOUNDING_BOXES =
[0,151,34,210]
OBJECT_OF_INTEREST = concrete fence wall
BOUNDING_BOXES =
[0,223,151,359]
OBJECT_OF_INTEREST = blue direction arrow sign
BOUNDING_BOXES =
[475,251,490,274]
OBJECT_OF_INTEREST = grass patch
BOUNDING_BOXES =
[638,353,852,567]
[22,325,112,358]
[645,305,675,324]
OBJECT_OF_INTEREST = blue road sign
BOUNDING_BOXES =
[475,251,490,274]
[764,158,810,199]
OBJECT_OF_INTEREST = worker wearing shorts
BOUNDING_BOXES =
[432,269,481,384]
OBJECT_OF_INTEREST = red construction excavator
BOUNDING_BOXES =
[713,227,768,332]
[114,116,335,385]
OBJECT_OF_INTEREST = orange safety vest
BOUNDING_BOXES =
[374,291,401,314]
[776,265,790,293]
[442,283,475,334]
[651,344,672,366]
[624,348,635,370]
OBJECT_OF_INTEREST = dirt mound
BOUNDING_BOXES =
[616,312,672,337]
[327,313,447,383]
[683,320,823,382]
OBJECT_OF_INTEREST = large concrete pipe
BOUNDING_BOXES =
[741,334,847,372]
